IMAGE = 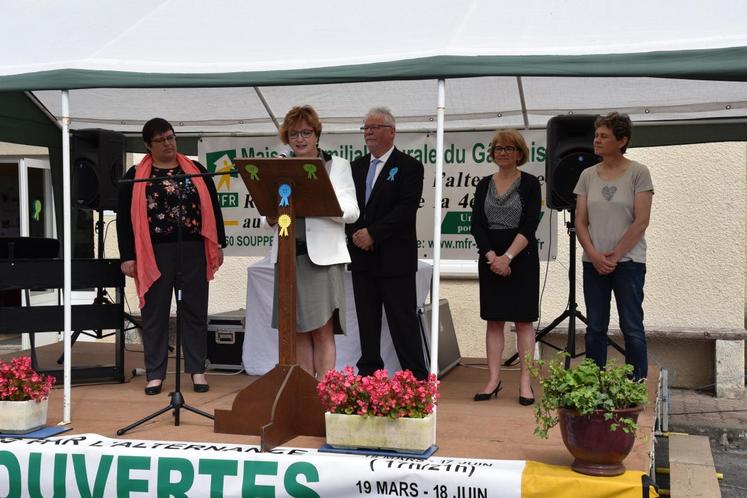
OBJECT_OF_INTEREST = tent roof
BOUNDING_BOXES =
[2,0,747,141]
[3,0,747,82]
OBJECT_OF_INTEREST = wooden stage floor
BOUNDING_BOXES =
[1,342,655,472]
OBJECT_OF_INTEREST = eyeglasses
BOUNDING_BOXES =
[288,129,315,139]
[151,134,176,144]
[492,145,517,154]
[360,124,392,132]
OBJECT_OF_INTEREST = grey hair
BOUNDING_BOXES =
[365,107,396,127]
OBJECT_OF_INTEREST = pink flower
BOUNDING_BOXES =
[0,356,56,402]
[316,367,438,419]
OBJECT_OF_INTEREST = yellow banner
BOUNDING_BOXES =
[521,461,658,498]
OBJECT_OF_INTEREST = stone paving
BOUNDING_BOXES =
[664,388,747,497]
[669,388,747,441]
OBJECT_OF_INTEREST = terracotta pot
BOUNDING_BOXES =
[558,406,643,477]
[325,413,435,453]
[0,398,48,434]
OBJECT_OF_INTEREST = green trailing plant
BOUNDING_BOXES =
[529,353,648,439]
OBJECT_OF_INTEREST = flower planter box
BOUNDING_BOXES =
[325,413,435,453]
[0,399,48,434]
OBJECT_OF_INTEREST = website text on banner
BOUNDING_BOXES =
[199,131,557,261]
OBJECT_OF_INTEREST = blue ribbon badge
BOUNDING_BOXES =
[386,166,399,182]
[278,183,291,207]
[303,163,318,179]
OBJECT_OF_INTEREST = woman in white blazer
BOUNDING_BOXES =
[266,105,359,378]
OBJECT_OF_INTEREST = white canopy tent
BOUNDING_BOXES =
[2,0,747,423]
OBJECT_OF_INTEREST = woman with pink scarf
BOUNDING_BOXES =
[117,118,226,395]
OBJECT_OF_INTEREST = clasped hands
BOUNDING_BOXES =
[486,251,511,277]
[351,228,374,251]
[591,251,619,275]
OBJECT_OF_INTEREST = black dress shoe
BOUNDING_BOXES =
[519,387,535,406]
[473,381,502,401]
[144,380,163,396]
[192,374,209,393]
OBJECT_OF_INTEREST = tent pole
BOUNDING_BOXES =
[254,87,280,129]
[429,80,446,377]
[60,90,72,425]
[24,91,62,130]
[516,77,529,130]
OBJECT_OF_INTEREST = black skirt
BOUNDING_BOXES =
[478,228,539,322]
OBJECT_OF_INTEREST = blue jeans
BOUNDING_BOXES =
[583,261,647,380]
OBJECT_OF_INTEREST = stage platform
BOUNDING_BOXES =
[0,342,655,467]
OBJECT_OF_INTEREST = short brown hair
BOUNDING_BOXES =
[489,129,529,166]
[279,105,322,144]
[142,117,174,145]
[595,112,632,154]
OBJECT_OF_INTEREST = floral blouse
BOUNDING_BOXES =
[146,166,202,241]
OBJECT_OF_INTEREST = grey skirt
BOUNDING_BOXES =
[271,254,347,335]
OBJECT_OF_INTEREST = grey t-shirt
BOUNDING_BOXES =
[574,161,654,263]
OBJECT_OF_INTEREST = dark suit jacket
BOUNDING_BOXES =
[346,148,424,277]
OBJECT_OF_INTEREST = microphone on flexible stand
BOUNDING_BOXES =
[277,147,292,158]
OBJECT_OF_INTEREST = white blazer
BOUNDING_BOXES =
[267,155,359,265]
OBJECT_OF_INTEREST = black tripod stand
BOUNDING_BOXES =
[505,210,624,369]
[118,172,215,435]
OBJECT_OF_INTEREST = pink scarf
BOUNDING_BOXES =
[131,153,221,308]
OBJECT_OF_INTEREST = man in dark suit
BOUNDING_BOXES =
[346,107,428,380]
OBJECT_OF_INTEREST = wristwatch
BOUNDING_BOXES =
[504,251,514,261]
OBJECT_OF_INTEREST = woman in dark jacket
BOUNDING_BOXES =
[470,129,541,405]
[117,117,226,395]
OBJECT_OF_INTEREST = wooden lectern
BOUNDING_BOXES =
[214,157,342,450]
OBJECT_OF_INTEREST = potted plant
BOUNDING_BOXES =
[317,366,439,453]
[0,356,56,434]
[529,353,648,476]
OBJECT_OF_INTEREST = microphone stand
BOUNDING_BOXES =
[117,168,229,435]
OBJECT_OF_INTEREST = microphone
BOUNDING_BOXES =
[277,147,291,158]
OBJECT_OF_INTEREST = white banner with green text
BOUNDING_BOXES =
[198,131,557,262]
[0,433,524,497]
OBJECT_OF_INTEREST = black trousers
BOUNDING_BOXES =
[141,240,208,381]
[352,271,428,380]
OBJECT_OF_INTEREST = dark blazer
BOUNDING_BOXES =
[346,148,424,277]
[470,171,542,258]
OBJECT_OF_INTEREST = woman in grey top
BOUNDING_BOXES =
[574,112,654,380]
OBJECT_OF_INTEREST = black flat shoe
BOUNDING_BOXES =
[144,380,163,396]
[192,374,209,393]
[473,381,502,401]
[519,387,535,406]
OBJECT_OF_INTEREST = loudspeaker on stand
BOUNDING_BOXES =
[72,129,126,211]
[545,115,600,211]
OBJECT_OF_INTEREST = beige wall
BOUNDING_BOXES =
[0,143,47,155]
[445,142,746,359]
